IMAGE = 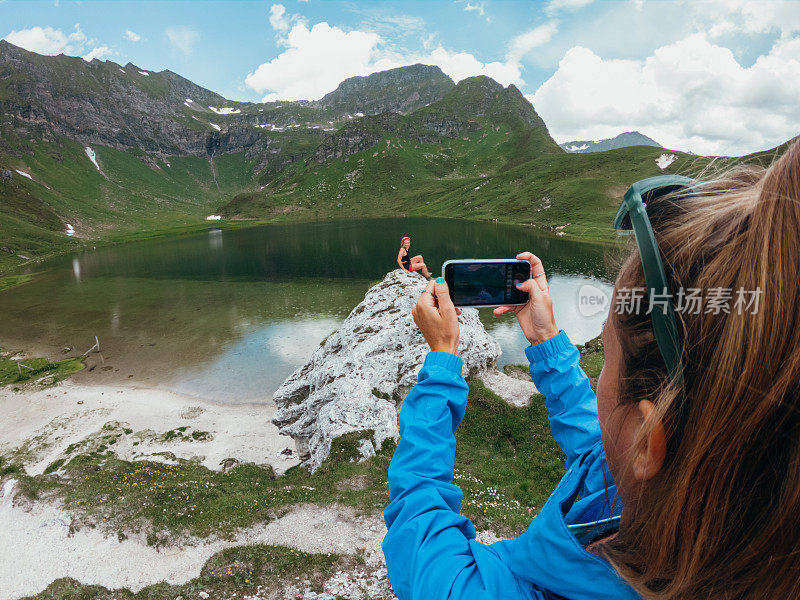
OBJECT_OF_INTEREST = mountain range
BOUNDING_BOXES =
[0,40,792,272]
[559,131,661,153]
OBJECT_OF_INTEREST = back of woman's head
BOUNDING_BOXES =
[603,139,800,599]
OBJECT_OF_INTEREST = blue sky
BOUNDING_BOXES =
[2,0,800,155]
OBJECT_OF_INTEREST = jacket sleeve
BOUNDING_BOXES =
[526,330,607,485]
[382,351,540,600]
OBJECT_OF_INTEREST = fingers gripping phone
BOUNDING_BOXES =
[442,259,532,308]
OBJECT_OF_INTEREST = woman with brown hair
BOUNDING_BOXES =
[383,141,800,599]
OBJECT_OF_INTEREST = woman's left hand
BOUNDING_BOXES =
[412,278,462,355]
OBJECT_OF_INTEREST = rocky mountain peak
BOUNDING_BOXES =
[316,63,455,115]
[560,131,662,153]
[426,75,551,133]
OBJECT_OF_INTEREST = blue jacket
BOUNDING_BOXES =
[382,330,639,600]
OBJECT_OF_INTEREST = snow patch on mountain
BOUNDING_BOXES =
[138,71,149,77]
[209,122,221,131]
[84,147,101,171]
[14,169,32,180]
[656,153,677,169]
[208,106,241,115]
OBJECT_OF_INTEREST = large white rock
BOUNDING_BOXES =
[272,269,502,471]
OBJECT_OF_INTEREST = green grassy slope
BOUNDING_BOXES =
[0,135,258,272]
[220,76,568,223]
[221,119,707,242]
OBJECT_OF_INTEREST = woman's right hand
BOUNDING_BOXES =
[494,252,559,346]
[413,278,461,354]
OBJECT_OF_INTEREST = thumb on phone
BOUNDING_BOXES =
[434,278,454,309]
[514,278,539,295]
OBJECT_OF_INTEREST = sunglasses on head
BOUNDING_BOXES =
[614,174,699,444]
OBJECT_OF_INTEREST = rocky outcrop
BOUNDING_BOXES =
[316,63,455,116]
[0,41,230,156]
[272,270,502,471]
[312,113,404,163]
[0,44,457,163]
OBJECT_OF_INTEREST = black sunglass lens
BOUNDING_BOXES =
[642,185,688,227]
[617,210,633,231]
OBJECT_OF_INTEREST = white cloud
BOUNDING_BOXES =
[5,23,115,64]
[124,29,141,42]
[82,45,112,61]
[546,0,594,16]
[689,0,800,37]
[463,2,486,16]
[461,1,491,23]
[364,13,426,37]
[269,4,291,32]
[246,22,386,101]
[425,46,521,87]
[507,21,559,62]
[246,16,525,101]
[463,1,490,20]
[165,26,199,59]
[530,33,800,155]
[5,23,86,55]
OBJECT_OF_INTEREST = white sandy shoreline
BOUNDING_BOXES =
[0,381,316,599]
[0,381,300,476]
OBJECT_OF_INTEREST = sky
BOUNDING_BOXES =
[1,0,800,156]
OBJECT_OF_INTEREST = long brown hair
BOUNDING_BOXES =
[601,139,800,599]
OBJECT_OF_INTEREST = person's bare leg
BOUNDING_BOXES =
[412,256,432,279]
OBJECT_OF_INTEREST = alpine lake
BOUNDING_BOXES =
[0,218,615,403]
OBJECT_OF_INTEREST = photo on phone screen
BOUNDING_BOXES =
[443,260,531,307]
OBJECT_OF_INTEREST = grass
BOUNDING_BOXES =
[14,432,395,541]
[0,353,83,387]
[0,273,32,292]
[221,127,711,244]
[577,333,604,389]
[0,454,22,478]
[21,544,359,600]
[0,135,260,275]
[215,77,721,243]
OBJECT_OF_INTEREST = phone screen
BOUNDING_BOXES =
[444,261,531,307]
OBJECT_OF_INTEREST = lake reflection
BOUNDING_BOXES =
[0,218,615,403]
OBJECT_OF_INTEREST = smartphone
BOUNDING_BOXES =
[442,259,532,308]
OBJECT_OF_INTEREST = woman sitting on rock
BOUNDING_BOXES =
[383,142,800,600]
[397,236,433,280]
